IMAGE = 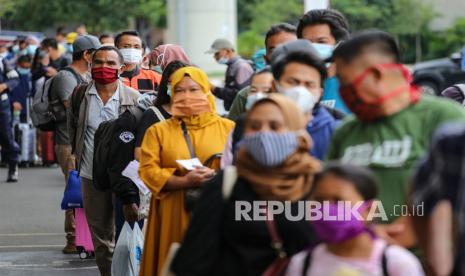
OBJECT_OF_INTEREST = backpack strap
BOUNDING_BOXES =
[71,83,88,119]
[62,66,83,84]
[301,249,313,276]
[128,106,145,124]
[381,244,390,276]
[222,165,237,200]
[150,106,166,122]
[180,121,196,158]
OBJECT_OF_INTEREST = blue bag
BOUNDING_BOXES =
[61,170,83,209]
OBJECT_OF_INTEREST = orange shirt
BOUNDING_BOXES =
[121,68,162,94]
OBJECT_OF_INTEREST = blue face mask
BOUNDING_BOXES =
[153,65,163,74]
[217,57,229,65]
[312,43,335,61]
[16,67,31,75]
[241,132,299,167]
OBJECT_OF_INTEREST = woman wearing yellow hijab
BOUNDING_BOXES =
[139,67,235,275]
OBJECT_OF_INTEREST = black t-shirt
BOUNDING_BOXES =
[135,107,171,147]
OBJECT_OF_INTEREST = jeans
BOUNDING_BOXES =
[0,96,19,165]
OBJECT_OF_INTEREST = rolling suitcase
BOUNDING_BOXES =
[75,207,95,259]
[12,98,37,167]
[13,123,36,166]
[41,131,56,165]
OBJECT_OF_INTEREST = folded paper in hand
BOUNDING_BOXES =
[176,158,203,171]
[122,160,150,195]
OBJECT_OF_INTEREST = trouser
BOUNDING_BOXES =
[55,144,76,244]
[0,96,19,165]
[114,198,144,242]
[81,177,114,276]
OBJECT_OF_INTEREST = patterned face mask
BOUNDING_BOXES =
[241,131,299,167]
[340,63,420,122]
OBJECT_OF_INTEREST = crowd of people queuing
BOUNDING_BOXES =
[1,7,465,276]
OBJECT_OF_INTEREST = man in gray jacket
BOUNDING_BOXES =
[206,38,253,111]
[68,46,140,276]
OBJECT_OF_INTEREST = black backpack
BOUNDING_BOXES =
[31,67,83,131]
[92,107,144,191]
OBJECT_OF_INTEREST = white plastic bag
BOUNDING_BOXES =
[112,222,133,276]
[130,223,144,275]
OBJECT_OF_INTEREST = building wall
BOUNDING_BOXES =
[167,0,237,73]
[430,0,465,31]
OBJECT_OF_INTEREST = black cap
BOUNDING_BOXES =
[270,39,321,67]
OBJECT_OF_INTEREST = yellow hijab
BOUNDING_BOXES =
[170,66,219,128]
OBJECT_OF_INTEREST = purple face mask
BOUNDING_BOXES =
[312,202,371,244]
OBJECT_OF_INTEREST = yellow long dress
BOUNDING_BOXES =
[139,116,234,276]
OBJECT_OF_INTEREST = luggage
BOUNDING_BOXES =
[13,123,36,166]
[13,97,37,167]
[41,131,56,165]
[75,207,95,259]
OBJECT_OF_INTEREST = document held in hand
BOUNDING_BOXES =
[176,158,203,171]
[122,160,150,195]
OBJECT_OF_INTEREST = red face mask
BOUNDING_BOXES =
[91,67,119,85]
[340,63,420,122]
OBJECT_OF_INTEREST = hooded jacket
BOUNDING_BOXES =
[306,106,340,160]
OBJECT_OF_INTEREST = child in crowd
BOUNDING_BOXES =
[286,163,424,276]
[10,55,32,123]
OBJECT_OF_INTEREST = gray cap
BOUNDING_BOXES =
[73,35,101,53]
[269,39,321,66]
[205,38,234,54]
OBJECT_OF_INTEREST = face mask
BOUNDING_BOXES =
[16,67,31,75]
[217,57,229,65]
[120,48,143,64]
[312,202,370,244]
[153,65,163,74]
[312,43,335,61]
[276,83,317,114]
[91,67,119,85]
[65,44,73,53]
[18,49,28,56]
[241,132,299,167]
[340,63,420,122]
[171,92,212,116]
[245,92,267,110]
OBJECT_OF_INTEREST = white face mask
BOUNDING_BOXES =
[276,82,317,114]
[311,43,335,60]
[246,92,267,110]
[120,48,143,64]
